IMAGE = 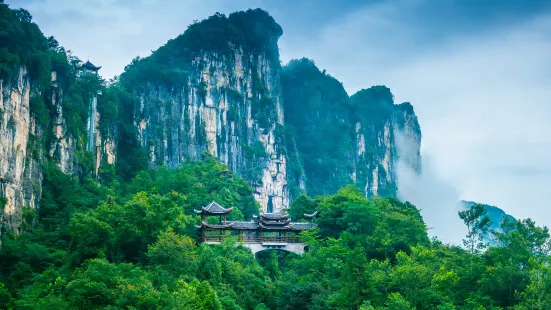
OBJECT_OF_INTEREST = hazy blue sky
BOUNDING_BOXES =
[7,0,551,239]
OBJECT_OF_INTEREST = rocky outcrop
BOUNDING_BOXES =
[0,67,42,237]
[49,83,76,174]
[281,61,422,200]
[351,86,421,198]
[0,9,421,225]
[1,66,119,237]
[393,102,422,173]
[126,10,288,212]
[49,73,117,178]
[134,50,288,212]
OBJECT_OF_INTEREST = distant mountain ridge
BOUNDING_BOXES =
[459,200,515,243]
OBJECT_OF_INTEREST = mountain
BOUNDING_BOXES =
[120,10,288,213]
[459,200,515,243]
[0,6,421,236]
[282,59,421,200]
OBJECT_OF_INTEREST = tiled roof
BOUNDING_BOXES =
[82,60,101,70]
[205,201,228,213]
[260,213,289,220]
[227,221,259,230]
[194,201,233,215]
[260,218,291,226]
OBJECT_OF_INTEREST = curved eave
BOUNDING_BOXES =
[259,218,291,226]
[259,214,289,221]
[199,221,234,229]
[259,223,291,230]
[303,211,319,219]
[196,207,233,215]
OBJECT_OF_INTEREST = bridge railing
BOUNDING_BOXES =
[262,236,301,243]
[205,234,302,244]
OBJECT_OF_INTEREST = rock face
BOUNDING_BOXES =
[281,61,422,200]
[125,10,288,212]
[351,86,422,198]
[48,72,117,178]
[49,85,76,174]
[0,67,42,237]
[1,66,117,236]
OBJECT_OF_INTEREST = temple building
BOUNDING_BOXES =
[81,60,101,75]
[195,201,317,254]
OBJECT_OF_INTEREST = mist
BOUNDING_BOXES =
[395,131,466,245]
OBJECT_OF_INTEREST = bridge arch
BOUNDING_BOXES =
[244,242,306,255]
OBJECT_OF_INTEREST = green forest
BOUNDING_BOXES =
[1,2,551,309]
[2,157,550,309]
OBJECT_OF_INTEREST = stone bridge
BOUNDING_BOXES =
[205,235,306,255]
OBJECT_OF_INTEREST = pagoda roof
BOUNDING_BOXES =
[260,218,291,226]
[259,213,289,220]
[194,201,233,215]
[82,60,101,71]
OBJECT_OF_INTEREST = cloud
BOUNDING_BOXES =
[395,131,466,244]
[282,1,551,231]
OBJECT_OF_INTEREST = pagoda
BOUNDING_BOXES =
[195,201,317,254]
[81,60,101,75]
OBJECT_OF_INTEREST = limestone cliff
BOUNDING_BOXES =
[122,10,288,212]
[281,58,354,199]
[48,70,118,179]
[351,86,422,197]
[0,67,42,237]
[282,61,422,200]
[48,79,76,174]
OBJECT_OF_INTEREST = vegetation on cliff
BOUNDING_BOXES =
[121,8,282,91]
[282,58,354,199]
[282,60,419,200]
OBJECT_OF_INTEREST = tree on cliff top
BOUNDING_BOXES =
[121,9,283,91]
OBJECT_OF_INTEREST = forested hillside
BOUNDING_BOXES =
[0,2,550,309]
[1,158,550,309]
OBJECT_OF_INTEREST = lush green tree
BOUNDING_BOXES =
[458,203,492,254]
[167,279,222,309]
[63,259,161,309]
[147,228,198,285]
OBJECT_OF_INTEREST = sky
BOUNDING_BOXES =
[7,0,551,241]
